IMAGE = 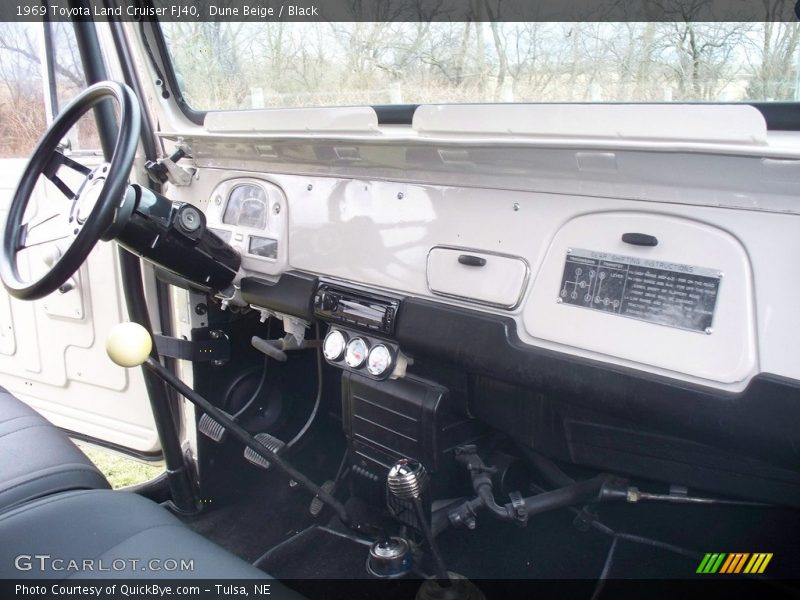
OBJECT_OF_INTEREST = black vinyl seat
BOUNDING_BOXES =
[0,388,109,511]
[0,489,288,581]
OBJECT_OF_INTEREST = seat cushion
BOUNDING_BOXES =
[0,388,109,511]
[0,489,291,582]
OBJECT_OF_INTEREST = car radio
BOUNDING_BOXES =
[313,284,400,335]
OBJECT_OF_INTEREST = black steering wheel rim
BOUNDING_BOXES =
[0,80,140,301]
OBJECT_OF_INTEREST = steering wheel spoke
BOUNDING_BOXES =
[17,212,72,251]
[44,172,78,200]
[49,149,92,176]
[43,150,93,201]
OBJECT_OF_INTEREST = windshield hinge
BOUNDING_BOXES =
[145,145,196,187]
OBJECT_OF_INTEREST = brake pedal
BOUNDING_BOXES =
[309,480,335,517]
[198,412,227,443]
[244,433,285,469]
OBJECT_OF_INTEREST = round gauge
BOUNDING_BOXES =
[344,338,369,368]
[367,345,393,377]
[222,184,268,229]
[323,330,347,361]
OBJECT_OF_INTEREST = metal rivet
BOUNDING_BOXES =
[397,192,404,200]
[704,327,713,335]
[556,297,563,304]
[273,204,281,214]
[307,184,313,191]
[718,272,724,278]
[513,203,520,211]
[567,248,573,254]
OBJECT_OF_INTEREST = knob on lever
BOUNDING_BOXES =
[388,459,451,586]
[106,322,153,367]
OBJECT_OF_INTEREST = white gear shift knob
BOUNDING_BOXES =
[106,322,152,367]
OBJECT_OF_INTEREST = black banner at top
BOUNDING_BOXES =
[1,0,799,23]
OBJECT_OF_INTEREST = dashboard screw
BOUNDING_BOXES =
[194,303,207,315]
[307,184,313,191]
[397,192,404,200]
[513,203,520,211]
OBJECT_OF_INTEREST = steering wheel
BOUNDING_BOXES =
[0,81,140,301]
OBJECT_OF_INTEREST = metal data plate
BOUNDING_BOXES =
[558,249,721,333]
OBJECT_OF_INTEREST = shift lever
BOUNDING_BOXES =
[387,459,452,586]
[105,321,351,526]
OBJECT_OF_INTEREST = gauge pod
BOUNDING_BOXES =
[367,344,393,377]
[345,337,369,368]
[323,329,347,361]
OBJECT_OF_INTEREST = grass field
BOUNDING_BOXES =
[77,442,164,489]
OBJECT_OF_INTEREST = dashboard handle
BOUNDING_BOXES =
[622,233,659,247]
[458,254,487,267]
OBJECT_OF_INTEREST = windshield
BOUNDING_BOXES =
[160,22,800,111]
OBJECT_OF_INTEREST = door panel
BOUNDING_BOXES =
[0,159,160,453]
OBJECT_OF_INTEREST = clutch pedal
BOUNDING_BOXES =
[198,412,228,443]
[244,432,285,469]
[309,480,335,517]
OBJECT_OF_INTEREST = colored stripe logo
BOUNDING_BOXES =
[696,553,773,574]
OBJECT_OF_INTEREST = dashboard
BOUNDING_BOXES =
[194,169,792,392]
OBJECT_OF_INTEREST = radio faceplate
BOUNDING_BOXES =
[313,284,401,335]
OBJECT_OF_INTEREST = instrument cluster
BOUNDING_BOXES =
[205,178,288,277]
[323,328,400,380]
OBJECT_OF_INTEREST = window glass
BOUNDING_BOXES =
[49,22,101,153]
[160,22,800,111]
[0,23,47,157]
[0,22,99,158]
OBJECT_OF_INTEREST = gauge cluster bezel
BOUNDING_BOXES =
[323,327,399,380]
[205,177,288,277]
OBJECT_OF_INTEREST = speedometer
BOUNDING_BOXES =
[223,184,268,229]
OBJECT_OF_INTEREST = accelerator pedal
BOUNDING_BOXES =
[198,412,228,443]
[244,432,285,470]
[309,480,335,517]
